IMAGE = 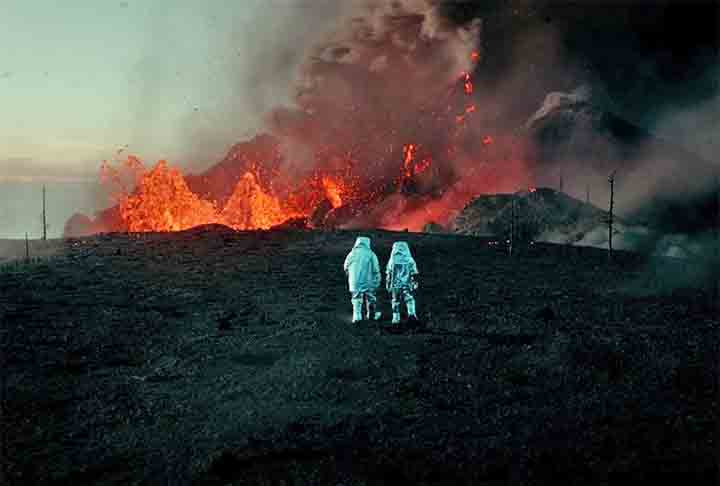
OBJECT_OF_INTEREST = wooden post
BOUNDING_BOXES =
[42,185,47,241]
[608,171,616,262]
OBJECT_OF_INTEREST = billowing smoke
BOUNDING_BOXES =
[238,0,531,228]
[267,0,482,174]
[74,0,718,239]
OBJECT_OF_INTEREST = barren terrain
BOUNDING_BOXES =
[1,228,717,484]
[0,238,66,264]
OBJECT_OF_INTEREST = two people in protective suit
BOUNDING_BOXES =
[343,236,419,324]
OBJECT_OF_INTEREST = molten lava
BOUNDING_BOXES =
[221,172,302,230]
[322,176,343,208]
[101,156,358,232]
[89,47,528,235]
[118,160,220,232]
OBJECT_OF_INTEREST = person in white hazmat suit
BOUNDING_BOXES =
[343,236,382,323]
[386,241,419,324]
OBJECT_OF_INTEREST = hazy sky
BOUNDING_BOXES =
[0,0,296,182]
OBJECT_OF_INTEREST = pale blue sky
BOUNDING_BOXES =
[0,0,340,237]
[0,0,319,181]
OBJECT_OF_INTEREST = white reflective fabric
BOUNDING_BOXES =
[343,237,381,293]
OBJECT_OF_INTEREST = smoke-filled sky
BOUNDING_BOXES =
[1,0,717,238]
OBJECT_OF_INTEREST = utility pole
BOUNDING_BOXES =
[42,185,47,241]
[608,171,616,262]
[559,174,564,193]
[25,232,29,263]
[0,317,6,486]
[586,184,590,205]
[714,174,719,307]
[509,194,516,257]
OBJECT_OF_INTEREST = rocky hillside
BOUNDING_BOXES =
[450,187,647,248]
[523,86,718,234]
[1,228,717,484]
[449,182,719,259]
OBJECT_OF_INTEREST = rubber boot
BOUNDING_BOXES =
[352,299,363,323]
[406,299,417,320]
[368,304,382,321]
[391,299,401,324]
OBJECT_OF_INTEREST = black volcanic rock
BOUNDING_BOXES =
[451,193,514,237]
[270,217,309,231]
[450,187,655,250]
[3,230,716,484]
[309,199,334,229]
[177,223,237,236]
[322,203,364,229]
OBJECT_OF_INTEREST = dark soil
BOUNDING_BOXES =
[1,229,717,485]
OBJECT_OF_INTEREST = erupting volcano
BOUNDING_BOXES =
[93,58,517,233]
[69,3,533,237]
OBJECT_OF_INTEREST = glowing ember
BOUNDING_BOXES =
[321,175,343,208]
[462,72,473,95]
[403,144,417,178]
[471,51,480,62]
[482,135,494,146]
[414,157,432,176]
[529,186,537,193]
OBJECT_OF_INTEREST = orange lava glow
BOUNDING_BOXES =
[403,143,417,178]
[462,72,473,95]
[414,157,432,176]
[221,171,303,230]
[321,176,344,208]
[103,157,322,231]
[118,160,220,232]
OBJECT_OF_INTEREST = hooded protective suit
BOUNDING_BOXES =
[386,241,419,323]
[343,237,381,322]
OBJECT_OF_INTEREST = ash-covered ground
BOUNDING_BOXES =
[1,228,717,485]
